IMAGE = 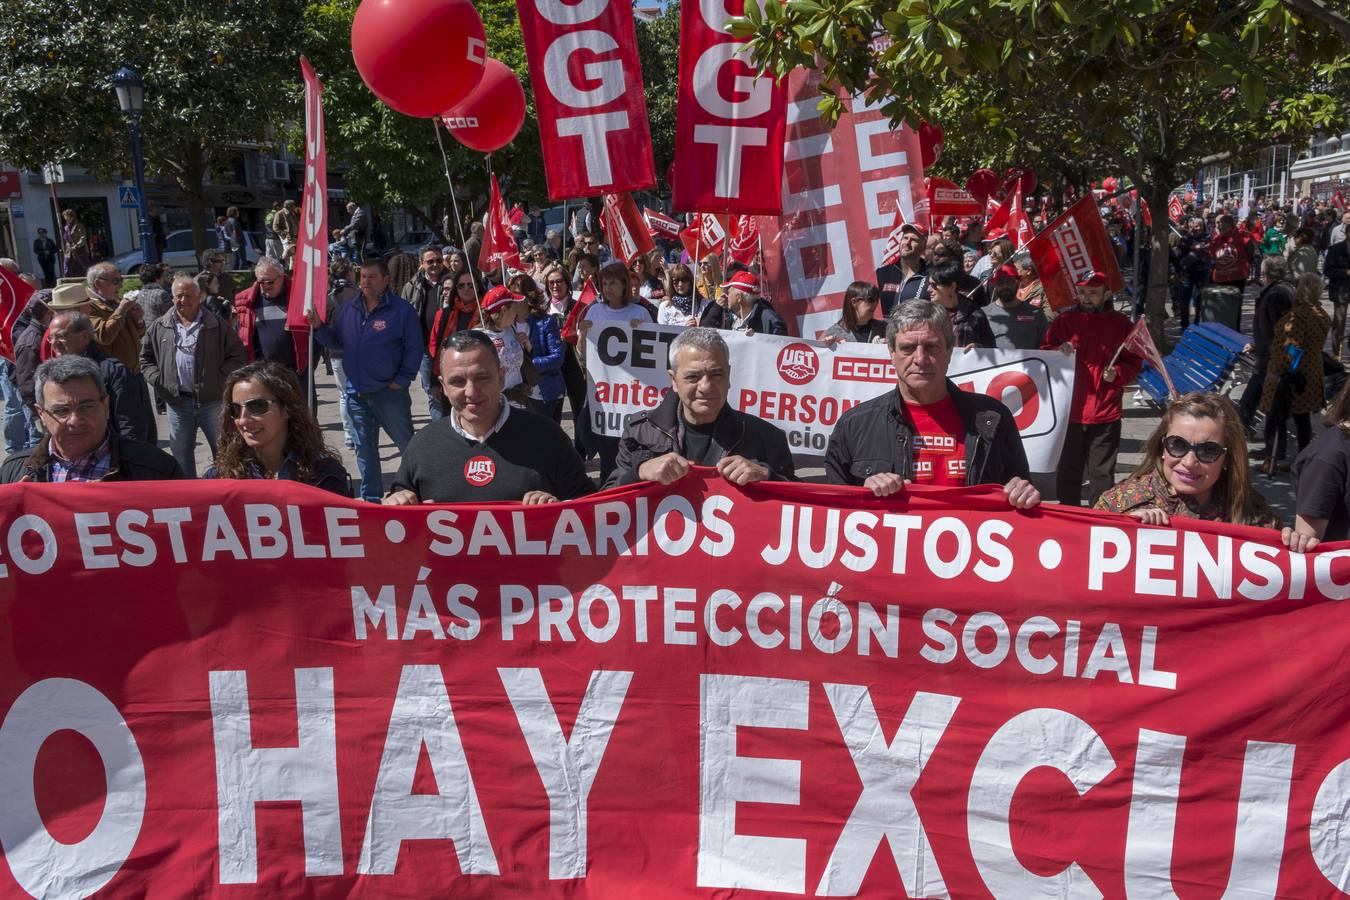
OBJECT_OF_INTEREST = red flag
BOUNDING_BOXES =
[1025,195,1125,311]
[986,197,1009,230]
[1168,195,1184,224]
[725,215,759,266]
[1118,316,1176,398]
[673,0,786,214]
[560,277,597,344]
[602,192,656,265]
[480,174,523,274]
[514,0,656,199]
[287,56,327,327]
[679,213,727,260]
[643,208,682,241]
[927,177,983,218]
[0,266,34,362]
[1006,191,1033,250]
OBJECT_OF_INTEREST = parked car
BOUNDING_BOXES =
[112,229,262,275]
[392,229,438,255]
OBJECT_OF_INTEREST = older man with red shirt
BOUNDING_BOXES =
[1042,272,1143,506]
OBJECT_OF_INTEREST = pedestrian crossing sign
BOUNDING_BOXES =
[119,186,140,209]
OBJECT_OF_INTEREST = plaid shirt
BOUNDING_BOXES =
[48,434,113,483]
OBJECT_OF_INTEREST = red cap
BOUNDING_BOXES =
[899,221,929,238]
[481,285,524,312]
[993,263,1020,282]
[721,271,760,294]
[1074,271,1108,287]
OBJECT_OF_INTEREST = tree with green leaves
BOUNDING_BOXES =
[732,0,1350,342]
[0,0,307,257]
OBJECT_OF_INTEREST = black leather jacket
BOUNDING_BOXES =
[825,380,1031,486]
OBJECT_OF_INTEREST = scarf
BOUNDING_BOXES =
[671,292,695,316]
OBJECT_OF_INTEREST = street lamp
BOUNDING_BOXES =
[111,64,159,265]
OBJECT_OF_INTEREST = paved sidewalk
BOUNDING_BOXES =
[167,283,1317,521]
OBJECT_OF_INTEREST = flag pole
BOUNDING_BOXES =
[431,119,486,323]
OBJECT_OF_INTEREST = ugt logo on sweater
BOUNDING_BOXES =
[464,456,496,486]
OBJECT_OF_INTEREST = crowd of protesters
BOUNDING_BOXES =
[3,187,1350,554]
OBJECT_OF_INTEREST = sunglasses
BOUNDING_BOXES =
[229,398,279,418]
[1162,435,1226,464]
[256,277,279,287]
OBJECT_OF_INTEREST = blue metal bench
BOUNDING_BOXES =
[1137,322,1253,405]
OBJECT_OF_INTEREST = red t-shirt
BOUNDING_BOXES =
[908,396,966,486]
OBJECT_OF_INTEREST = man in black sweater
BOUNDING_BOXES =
[384,331,595,504]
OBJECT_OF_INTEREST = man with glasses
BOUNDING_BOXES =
[1,355,180,483]
[233,256,313,393]
[47,311,157,444]
[201,250,238,302]
[401,245,449,417]
[83,262,146,372]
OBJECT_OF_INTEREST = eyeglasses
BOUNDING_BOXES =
[97,275,124,285]
[546,279,567,287]
[1162,435,1227,464]
[256,277,279,287]
[229,398,279,418]
[38,399,103,422]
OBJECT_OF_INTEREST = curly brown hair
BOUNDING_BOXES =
[213,361,338,482]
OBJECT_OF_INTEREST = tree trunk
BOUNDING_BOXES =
[182,141,211,263]
[1143,182,1173,353]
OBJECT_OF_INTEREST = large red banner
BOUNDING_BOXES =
[4,477,1350,897]
[1027,195,1126,310]
[287,56,327,326]
[515,0,656,200]
[759,72,926,337]
[673,0,786,214]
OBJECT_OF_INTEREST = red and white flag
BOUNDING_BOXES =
[602,192,656,265]
[1006,191,1033,250]
[673,0,786,214]
[287,56,327,327]
[725,214,759,266]
[1168,195,1185,223]
[515,0,655,199]
[642,208,682,241]
[1025,195,1125,310]
[679,212,727,260]
[560,277,597,344]
[1118,316,1176,398]
[0,265,34,362]
[480,174,523,274]
[926,177,983,221]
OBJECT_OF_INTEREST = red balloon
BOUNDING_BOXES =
[352,0,486,118]
[1102,176,1119,193]
[918,122,944,169]
[442,58,526,153]
[997,166,1036,201]
[966,167,1000,203]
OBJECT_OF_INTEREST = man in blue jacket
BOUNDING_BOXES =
[309,256,422,501]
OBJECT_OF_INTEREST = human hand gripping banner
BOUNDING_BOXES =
[3,477,1350,897]
[585,322,1074,471]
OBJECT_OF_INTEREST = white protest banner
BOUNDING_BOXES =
[584,323,1074,470]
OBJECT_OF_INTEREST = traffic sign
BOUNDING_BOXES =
[42,163,64,184]
[119,186,141,209]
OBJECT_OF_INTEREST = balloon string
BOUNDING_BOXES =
[432,118,485,322]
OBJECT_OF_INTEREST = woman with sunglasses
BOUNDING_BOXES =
[206,361,351,496]
[657,263,726,327]
[823,281,886,344]
[696,253,724,305]
[1094,392,1279,529]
